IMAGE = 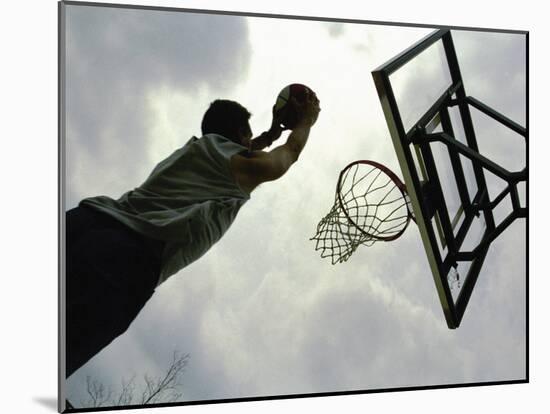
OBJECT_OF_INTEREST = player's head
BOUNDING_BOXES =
[201,100,252,146]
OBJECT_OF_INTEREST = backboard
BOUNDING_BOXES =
[371,29,527,329]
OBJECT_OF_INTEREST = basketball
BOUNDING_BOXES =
[274,83,315,129]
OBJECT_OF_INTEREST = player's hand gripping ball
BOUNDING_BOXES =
[274,83,317,129]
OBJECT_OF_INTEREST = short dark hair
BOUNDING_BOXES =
[201,100,251,141]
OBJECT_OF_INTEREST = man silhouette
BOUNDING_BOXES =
[66,91,320,377]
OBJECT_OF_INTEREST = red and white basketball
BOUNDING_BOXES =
[274,83,315,129]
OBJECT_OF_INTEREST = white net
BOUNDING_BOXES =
[311,161,414,264]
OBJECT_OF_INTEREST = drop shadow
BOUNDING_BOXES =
[33,397,58,411]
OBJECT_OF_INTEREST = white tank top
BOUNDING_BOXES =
[81,134,250,286]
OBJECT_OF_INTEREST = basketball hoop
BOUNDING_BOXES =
[310,160,416,264]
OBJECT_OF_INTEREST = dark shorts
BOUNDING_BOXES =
[65,205,164,378]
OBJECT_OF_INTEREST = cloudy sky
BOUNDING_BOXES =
[62,3,526,407]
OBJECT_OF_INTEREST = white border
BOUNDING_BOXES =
[2,0,545,413]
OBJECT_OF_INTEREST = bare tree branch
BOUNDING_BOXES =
[84,375,113,407]
[77,351,190,409]
[115,375,136,406]
[141,351,189,405]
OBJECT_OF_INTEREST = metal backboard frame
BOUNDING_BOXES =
[372,29,527,329]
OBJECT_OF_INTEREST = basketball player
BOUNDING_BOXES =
[65,90,320,376]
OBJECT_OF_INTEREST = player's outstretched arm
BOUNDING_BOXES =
[231,94,320,193]
[248,105,287,151]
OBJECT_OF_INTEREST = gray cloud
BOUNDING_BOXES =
[453,31,527,207]
[65,5,251,207]
[453,31,526,124]
[328,23,345,38]
[326,22,375,54]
